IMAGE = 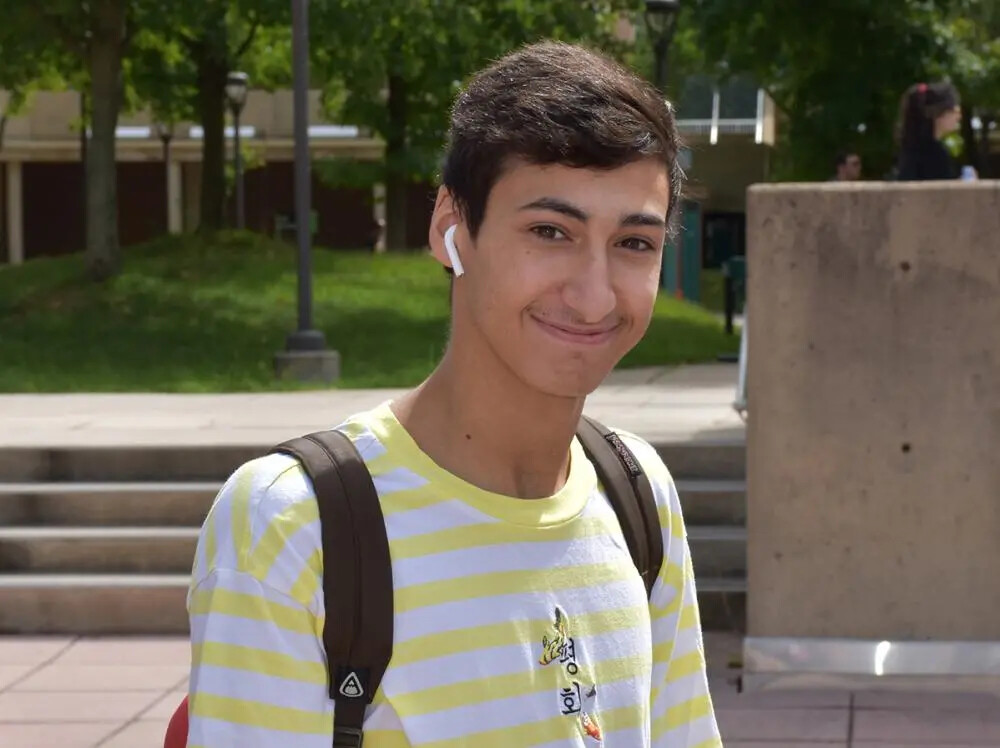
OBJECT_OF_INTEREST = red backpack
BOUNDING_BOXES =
[165,417,662,748]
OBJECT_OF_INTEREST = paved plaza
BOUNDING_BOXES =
[2,633,1000,746]
[0,364,745,450]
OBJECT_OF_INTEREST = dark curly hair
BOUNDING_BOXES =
[441,41,684,239]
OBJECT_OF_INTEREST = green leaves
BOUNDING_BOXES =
[310,0,638,185]
[690,0,998,179]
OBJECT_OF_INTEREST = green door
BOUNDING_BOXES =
[662,199,702,301]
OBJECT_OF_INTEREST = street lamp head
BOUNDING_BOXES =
[153,121,174,142]
[645,0,680,15]
[226,71,250,112]
[645,0,681,37]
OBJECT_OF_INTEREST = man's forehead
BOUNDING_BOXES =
[494,159,670,198]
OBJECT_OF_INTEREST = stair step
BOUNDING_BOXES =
[0,478,743,530]
[0,522,744,579]
[0,482,220,527]
[0,446,263,483]
[0,527,198,574]
[0,574,190,634]
[676,480,746,526]
[656,441,745,481]
[2,440,745,483]
[0,574,745,634]
[688,525,747,579]
[696,577,747,633]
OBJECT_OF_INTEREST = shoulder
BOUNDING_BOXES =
[612,428,675,488]
[192,452,311,584]
[192,415,386,606]
[600,426,687,540]
[603,428,679,513]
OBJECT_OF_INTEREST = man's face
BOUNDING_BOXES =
[445,159,670,398]
[841,155,862,181]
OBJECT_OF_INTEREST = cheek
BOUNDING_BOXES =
[618,267,661,337]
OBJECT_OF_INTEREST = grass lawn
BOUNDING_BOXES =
[0,232,738,392]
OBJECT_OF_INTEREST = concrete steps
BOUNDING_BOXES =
[0,574,191,635]
[0,527,198,574]
[1,440,747,483]
[0,439,747,634]
[675,480,746,526]
[0,524,747,578]
[0,482,218,526]
[0,479,747,530]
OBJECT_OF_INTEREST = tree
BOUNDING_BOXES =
[1,1,139,279]
[311,0,639,250]
[692,0,962,180]
[131,2,291,234]
[0,20,60,151]
[937,0,1000,176]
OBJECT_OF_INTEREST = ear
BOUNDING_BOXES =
[428,186,465,272]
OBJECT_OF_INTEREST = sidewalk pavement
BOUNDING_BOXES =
[2,633,1000,747]
[0,364,745,448]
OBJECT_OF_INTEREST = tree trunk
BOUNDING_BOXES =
[85,0,126,281]
[384,72,408,251]
[196,50,229,233]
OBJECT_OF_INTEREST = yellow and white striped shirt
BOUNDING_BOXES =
[187,402,720,746]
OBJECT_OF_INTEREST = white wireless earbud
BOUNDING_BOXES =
[443,225,465,277]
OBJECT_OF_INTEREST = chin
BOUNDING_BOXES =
[519,360,617,399]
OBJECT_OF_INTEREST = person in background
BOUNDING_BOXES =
[896,81,968,181]
[831,150,863,181]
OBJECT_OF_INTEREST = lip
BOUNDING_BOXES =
[530,315,620,346]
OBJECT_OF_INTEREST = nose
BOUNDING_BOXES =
[561,247,617,325]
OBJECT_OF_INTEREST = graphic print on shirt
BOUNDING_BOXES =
[539,606,603,742]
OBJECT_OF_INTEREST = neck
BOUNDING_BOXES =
[392,337,584,499]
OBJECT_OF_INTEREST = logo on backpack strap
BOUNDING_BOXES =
[338,671,365,699]
[603,433,642,479]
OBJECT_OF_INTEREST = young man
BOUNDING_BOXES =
[186,41,720,746]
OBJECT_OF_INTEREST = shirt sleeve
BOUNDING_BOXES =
[622,435,722,747]
[185,459,333,747]
[186,568,333,747]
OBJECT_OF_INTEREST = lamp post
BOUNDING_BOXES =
[154,121,173,175]
[155,122,175,233]
[225,71,249,230]
[644,0,681,92]
[273,0,339,382]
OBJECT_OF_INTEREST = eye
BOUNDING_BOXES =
[619,236,658,253]
[530,224,568,241]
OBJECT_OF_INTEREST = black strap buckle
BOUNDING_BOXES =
[333,725,364,747]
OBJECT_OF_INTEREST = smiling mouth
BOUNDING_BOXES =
[530,315,621,345]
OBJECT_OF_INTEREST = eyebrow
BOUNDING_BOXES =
[518,197,666,229]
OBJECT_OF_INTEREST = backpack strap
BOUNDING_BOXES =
[576,416,664,598]
[272,431,393,748]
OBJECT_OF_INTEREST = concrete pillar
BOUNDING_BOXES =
[5,161,23,265]
[167,161,183,234]
[742,181,1000,690]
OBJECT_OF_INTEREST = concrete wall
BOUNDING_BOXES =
[746,182,1000,640]
[687,140,770,213]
